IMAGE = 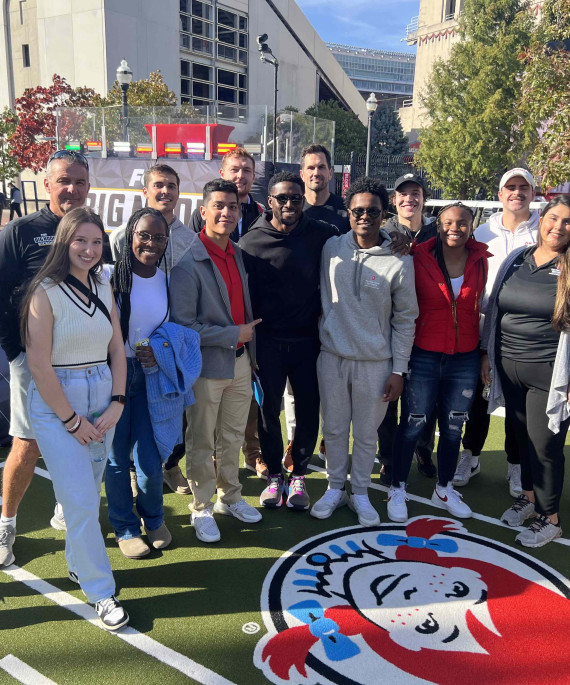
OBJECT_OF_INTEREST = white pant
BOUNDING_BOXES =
[28,364,116,604]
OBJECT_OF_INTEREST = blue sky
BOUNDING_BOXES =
[296,0,419,53]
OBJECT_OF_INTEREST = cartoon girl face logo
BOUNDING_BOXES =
[254,517,570,685]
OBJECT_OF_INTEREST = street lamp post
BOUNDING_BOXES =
[116,59,133,142]
[256,34,279,167]
[365,92,378,177]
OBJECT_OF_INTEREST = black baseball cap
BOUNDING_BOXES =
[393,173,428,192]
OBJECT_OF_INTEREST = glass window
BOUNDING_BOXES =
[181,79,191,95]
[192,0,212,20]
[180,33,190,49]
[193,81,212,98]
[218,44,237,61]
[238,90,246,105]
[218,26,237,45]
[218,8,237,27]
[180,0,190,13]
[218,86,237,103]
[238,74,246,89]
[192,98,211,107]
[217,69,237,86]
[180,15,190,32]
[193,63,212,81]
[181,60,191,77]
[238,50,247,65]
[238,33,247,49]
[181,96,191,104]
[192,18,212,37]
[239,16,247,31]
[192,37,213,55]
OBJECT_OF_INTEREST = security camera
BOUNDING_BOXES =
[256,34,268,45]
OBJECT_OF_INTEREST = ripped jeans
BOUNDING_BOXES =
[393,347,479,487]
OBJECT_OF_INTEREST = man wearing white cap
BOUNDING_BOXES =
[453,168,538,495]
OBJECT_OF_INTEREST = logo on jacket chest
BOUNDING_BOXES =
[364,275,380,289]
[33,233,55,247]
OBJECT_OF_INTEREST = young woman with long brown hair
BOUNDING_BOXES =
[482,195,570,547]
[21,207,129,629]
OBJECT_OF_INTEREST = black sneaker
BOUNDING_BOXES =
[95,596,129,631]
[379,463,392,487]
[416,451,436,478]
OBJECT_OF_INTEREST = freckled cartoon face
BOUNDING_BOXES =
[345,561,493,653]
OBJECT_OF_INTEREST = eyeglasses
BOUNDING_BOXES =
[134,231,168,245]
[269,194,304,206]
[349,207,382,220]
[47,150,89,169]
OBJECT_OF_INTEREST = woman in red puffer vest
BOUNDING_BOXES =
[387,203,490,524]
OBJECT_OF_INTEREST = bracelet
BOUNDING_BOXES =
[66,415,81,433]
[62,411,76,425]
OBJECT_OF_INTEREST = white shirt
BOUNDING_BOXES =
[125,270,168,357]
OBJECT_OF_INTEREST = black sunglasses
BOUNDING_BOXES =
[269,194,304,206]
[349,207,382,219]
[47,150,89,169]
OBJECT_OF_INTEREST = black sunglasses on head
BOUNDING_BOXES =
[47,150,89,169]
[349,207,382,219]
[269,194,304,206]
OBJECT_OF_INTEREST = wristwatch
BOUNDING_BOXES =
[111,394,127,405]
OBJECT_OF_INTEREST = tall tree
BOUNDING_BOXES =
[416,0,534,198]
[0,107,20,194]
[305,100,367,157]
[94,70,178,107]
[371,104,409,156]
[518,0,570,189]
[10,75,96,173]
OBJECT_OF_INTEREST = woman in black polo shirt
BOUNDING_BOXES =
[482,195,570,547]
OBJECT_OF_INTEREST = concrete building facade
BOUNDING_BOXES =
[328,43,415,111]
[0,0,367,122]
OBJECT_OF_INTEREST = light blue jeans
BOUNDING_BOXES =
[28,364,116,604]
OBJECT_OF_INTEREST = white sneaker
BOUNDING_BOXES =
[431,483,472,518]
[452,450,480,486]
[349,494,380,527]
[190,508,221,543]
[387,484,408,523]
[310,488,348,519]
[507,463,522,497]
[213,499,262,523]
[50,502,66,531]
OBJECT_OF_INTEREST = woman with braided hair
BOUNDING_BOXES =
[105,207,172,559]
[388,203,490,523]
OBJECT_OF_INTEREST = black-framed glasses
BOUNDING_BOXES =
[47,150,89,169]
[134,231,168,245]
[269,194,304,206]
[349,207,382,220]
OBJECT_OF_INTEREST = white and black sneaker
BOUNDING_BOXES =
[95,596,129,631]
[516,515,562,548]
[501,494,535,527]
[452,450,480,486]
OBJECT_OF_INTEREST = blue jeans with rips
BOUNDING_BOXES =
[392,346,480,487]
[106,358,164,540]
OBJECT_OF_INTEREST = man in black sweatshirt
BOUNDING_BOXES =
[239,171,337,511]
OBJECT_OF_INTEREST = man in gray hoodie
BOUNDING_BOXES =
[311,177,418,526]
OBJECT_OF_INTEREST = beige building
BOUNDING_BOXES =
[0,0,367,121]
[399,0,543,143]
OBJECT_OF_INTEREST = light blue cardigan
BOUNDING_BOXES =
[482,246,570,434]
[143,322,202,461]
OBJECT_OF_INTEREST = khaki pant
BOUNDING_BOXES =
[187,350,252,512]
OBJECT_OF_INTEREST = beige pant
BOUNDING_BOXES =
[187,349,252,512]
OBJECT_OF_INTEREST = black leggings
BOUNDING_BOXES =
[378,399,436,465]
[462,376,520,463]
[497,355,568,516]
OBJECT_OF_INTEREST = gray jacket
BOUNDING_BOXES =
[482,245,570,433]
[109,216,195,272]
[319,230,418,373]
[170,236,255,379]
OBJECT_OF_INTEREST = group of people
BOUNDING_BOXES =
[0,143,568,633]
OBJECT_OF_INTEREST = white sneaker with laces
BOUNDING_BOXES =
[190,508,221,543]
[310,488,348,519]
[95,596,129,631]
[213,498,262,523]
[452,450,480,486]
[387,484,408,523]
[349,494,380,527]
[431,483,472,518]
[507,463,522,497]
[50,502,66,531]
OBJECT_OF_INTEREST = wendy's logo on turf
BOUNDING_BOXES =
[254,517,570,684]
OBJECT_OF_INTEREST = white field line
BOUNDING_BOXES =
[308,463,570,547]
[0,655,58,685]
[2,565,235,685]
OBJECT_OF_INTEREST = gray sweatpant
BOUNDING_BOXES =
[317,351,391,494]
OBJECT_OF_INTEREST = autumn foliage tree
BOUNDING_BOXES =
[0,107,20,193]
[10,74,96,173]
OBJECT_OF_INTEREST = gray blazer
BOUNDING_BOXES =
[170,236,256,379]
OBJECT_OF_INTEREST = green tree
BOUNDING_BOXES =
[0,107,20,194]
[518,0,570,189]
[305,100,367,156]
[416,0,534,198]
[371,104,409,155]
[94,70,178,108]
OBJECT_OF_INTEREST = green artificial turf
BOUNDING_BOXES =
[1,414,569,684]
